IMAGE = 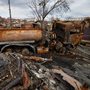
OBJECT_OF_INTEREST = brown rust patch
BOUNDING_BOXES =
[0,29,42,42]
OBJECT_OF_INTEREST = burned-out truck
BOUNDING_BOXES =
[0,20,85,54]
[0,23,79,54]
[0,28,49,54]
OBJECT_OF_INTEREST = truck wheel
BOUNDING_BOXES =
[55,41,63,53]
[21,48,32,55]
[4,48,13,53]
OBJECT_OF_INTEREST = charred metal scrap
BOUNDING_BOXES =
[0,53,89,90]
[0,53,24,90]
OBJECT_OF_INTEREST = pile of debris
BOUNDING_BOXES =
[0,52,89,90]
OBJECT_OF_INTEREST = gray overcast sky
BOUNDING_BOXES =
[0,0,90,19]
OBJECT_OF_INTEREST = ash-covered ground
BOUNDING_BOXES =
[0,46,90,90]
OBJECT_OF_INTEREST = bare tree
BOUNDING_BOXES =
[27,0,70,28]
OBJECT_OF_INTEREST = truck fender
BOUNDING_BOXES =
[1,44,36,53]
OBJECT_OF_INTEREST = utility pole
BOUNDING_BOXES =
[8,0,12,28]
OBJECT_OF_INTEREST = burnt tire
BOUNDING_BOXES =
[55,42,63,53]
[3,48,13,53]
[21,48,32,55]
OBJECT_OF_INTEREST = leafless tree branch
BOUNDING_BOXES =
[27,0,71,28]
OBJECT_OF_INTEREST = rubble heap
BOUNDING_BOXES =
[0,53,89,90]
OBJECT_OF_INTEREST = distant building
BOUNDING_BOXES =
[25,18,36,22]
[0,24,4,29]
[21,23,33,29]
